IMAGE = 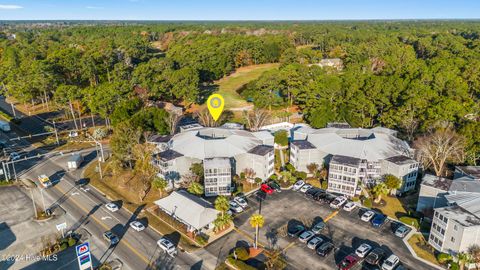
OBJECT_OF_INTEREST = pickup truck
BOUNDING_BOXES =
[38,174,52,188]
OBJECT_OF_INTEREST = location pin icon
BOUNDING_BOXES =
[207,94,225,121]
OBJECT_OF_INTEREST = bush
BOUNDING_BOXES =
[195,235,208,246]
[321,180,328,190]
[270,174,278,181]
[449,262,459,270]
[240,172,246,180]
[363,198,372,208]
[295,171,307,180]
[254,177,263,184]
[59,242,68,251]
[93,128,109,140]
[351,197,360,202]
[234,247,249,261]
[399,216,420,229]
[436,253,452,264]
[67,237,77,247]
[285,163,295,172]
[274,130,289,146]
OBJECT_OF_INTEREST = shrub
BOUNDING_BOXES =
[234,247,249,261]
[449,262,459,270]
[93,128,109,140]
[270,174,278,181]
[195,235,208,246]
[67,237,77,247]
[295,171,307,180]
[285,163,295,172]
[274,130,289,146]
[436,253,452,264]
[240,172,246,180]
[59,242,68,251]
[254,177,263,184]
[321,180,328,190]
[363,198,372,208]
[351,197,360,202]
[399,216,420,229]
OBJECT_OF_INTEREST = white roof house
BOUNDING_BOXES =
[154,190,219,231]
[292,126,412,161]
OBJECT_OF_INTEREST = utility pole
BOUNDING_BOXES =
[39,188,47,212]
[30,188,38,218]
[10,102,17,119]
[53,121,59,145]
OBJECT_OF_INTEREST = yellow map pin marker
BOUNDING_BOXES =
[207,94,225,121]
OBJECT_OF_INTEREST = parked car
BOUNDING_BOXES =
[307,236,323,249]
[371,214,387,228]
[105,203,119,212]
[343,202,357,212]
[323,193,337,203]
[229,201,243,213]
[316,242,334,257]
[300,183,313,193]
[9,152,20,161]
[157,237,177,256]
[365,247,386,265]
[292,180,305,191]
[382,254,400,270]
[235,192,247,201]
[103,231,119,245]
[361,210,375,222]
[330,196,348,209]
[306,187,322,198]
[287,224,305,237]
[267,180,281,192]
[261,183,274,194]
[355,243,372,258]
[311,221,326,234]
[394,225,409,238]
[298,230,315,243]
[338,254,360,270]
[129,221,145,232]
[313,190,327,201]
[234,196,248,208]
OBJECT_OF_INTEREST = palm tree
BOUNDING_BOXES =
[151,177,168,197]
[214,196,230,218]
[384,174,402,195]
[457,252,472,270]
[372,183,389,203]
[467,244,480,266]
[250,213,265,249]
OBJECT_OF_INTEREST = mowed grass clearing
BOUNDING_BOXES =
[215,63,279,109]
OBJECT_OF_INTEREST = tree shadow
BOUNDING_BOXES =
[198,84,218,104]
[48,185,77,211]
[265,227,278,249]
[70,204,101,233]
[49,169,66,186]
[0,222,16,251]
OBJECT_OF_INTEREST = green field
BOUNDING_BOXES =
[215,63,279,109]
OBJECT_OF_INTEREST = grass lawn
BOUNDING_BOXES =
[407,234,440,266]
[376,195,408,219]
[214,63,279,109]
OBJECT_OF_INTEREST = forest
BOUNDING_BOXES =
[0,21,479,165]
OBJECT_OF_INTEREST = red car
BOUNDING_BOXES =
[261,184,274,194]
[338,254,359,270]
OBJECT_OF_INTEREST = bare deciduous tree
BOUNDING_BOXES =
[133,143,157,201]
[165,111,183,135]
[414,128,466,177]
[400,114,419,142]
[195,108,220,127]
[243,108,271,131]
[243,168,256,183]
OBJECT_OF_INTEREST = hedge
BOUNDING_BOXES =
[363,198,372,208]
[399,216,420,229]
[436,253,452,264]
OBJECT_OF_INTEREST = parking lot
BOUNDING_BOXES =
[207,189,436,270]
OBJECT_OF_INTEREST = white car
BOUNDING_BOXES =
[382,254,400,270]
[298,230,315,243]
[105,203,119,212]
[330,196,348,209]
[307,236,323,249]
[229,201,243,213]
[343,202,357,212]
[355,243,372,258]
[234,196,248,208]
[157,237,177,256]
[129,221,145,232]
[361,210,375,222]
[292,180,305,191]
[300,184,312,193]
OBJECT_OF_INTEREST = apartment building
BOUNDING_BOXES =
[328,155,361,197]
[381,155,420,194]
[204,158,232,196]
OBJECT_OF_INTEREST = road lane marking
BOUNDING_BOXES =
[53,184,151,266]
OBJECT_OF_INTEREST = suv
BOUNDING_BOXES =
[103,231,119,245]
[157,237,177,256]
[287,224,305,237]
[365,247,386,265]
[330,196,347,209]
[267,180,281,192]
[311,221,326,234]
[306,187,321,198]
[382,254,400,270]
[338,254,360,270]
[316,242,334,257]
[394,225,409,238]
[371,214,387,228]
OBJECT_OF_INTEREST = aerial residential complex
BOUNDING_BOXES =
[153,127,275,196]
[418,166,480,254]
[290,126,419,197]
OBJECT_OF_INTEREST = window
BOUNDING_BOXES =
[454,224,458,231]
[441,228,445,235]
[450,237,455,243]
[435,212,439,218]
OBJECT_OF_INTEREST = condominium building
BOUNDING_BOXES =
[204,158,232,196]
[290,126,418,197]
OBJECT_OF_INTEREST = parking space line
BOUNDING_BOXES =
[281,241,296,252]
[324,210,339,222]
[232,226,266,248]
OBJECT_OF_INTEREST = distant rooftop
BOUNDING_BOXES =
[455,166,480,179]
[421,174,453,191]
[385,155,417,165]
[248,145,273,156]
[326,122,351,129]
[291,140,316,150]
[331,155,361,167]
[204,157,231,169]
[147,134,172,144]
[449,176,480,194]
[156,149,183,161]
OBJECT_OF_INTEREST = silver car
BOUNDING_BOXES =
[298,230,315,243]
[307,236,323,249]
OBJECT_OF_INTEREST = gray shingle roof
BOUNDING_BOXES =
[421,174,453,191]
[385,155,417,165]
[330,155,362,167]
[291,140,316,150]
[248,145,274,156]
[157,149,183,161]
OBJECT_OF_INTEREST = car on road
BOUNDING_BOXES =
[267,180,281,192]
[233,196,248,208]
[338,254,360,270]
[129,221,145,232]
[298,230,315,243]
[343,202,357,212]
[365,247,386,265]
[157,237,177,256]
[371,214,387,227]
[105,202,119,212]
[38,174,52,188]
[307,236,323,249]
[311,221,326,234]
[382,254,400,270]
[355,243,372,258]
[394,225,409,238]
[287,223,306,237]
[300,183,312,193]
[229,201,244,213]
[260,183,274,194]
[361,210,375,222]
[330,196,348,209]
[316,242,334,257]
[103,231,119,245]
[292,180,305,191]
[9,152,20,161]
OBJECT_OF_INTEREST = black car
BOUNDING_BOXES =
[313,191,327,201]
[306,187,322,198]
[322,193,337,203]
[316,242,334,257]
[365,247,386,265]
[287,224,306,237]
[267,180,281,192]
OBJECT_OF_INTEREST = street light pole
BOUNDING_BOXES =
[53,121,59,145]
[30,188,38,218]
